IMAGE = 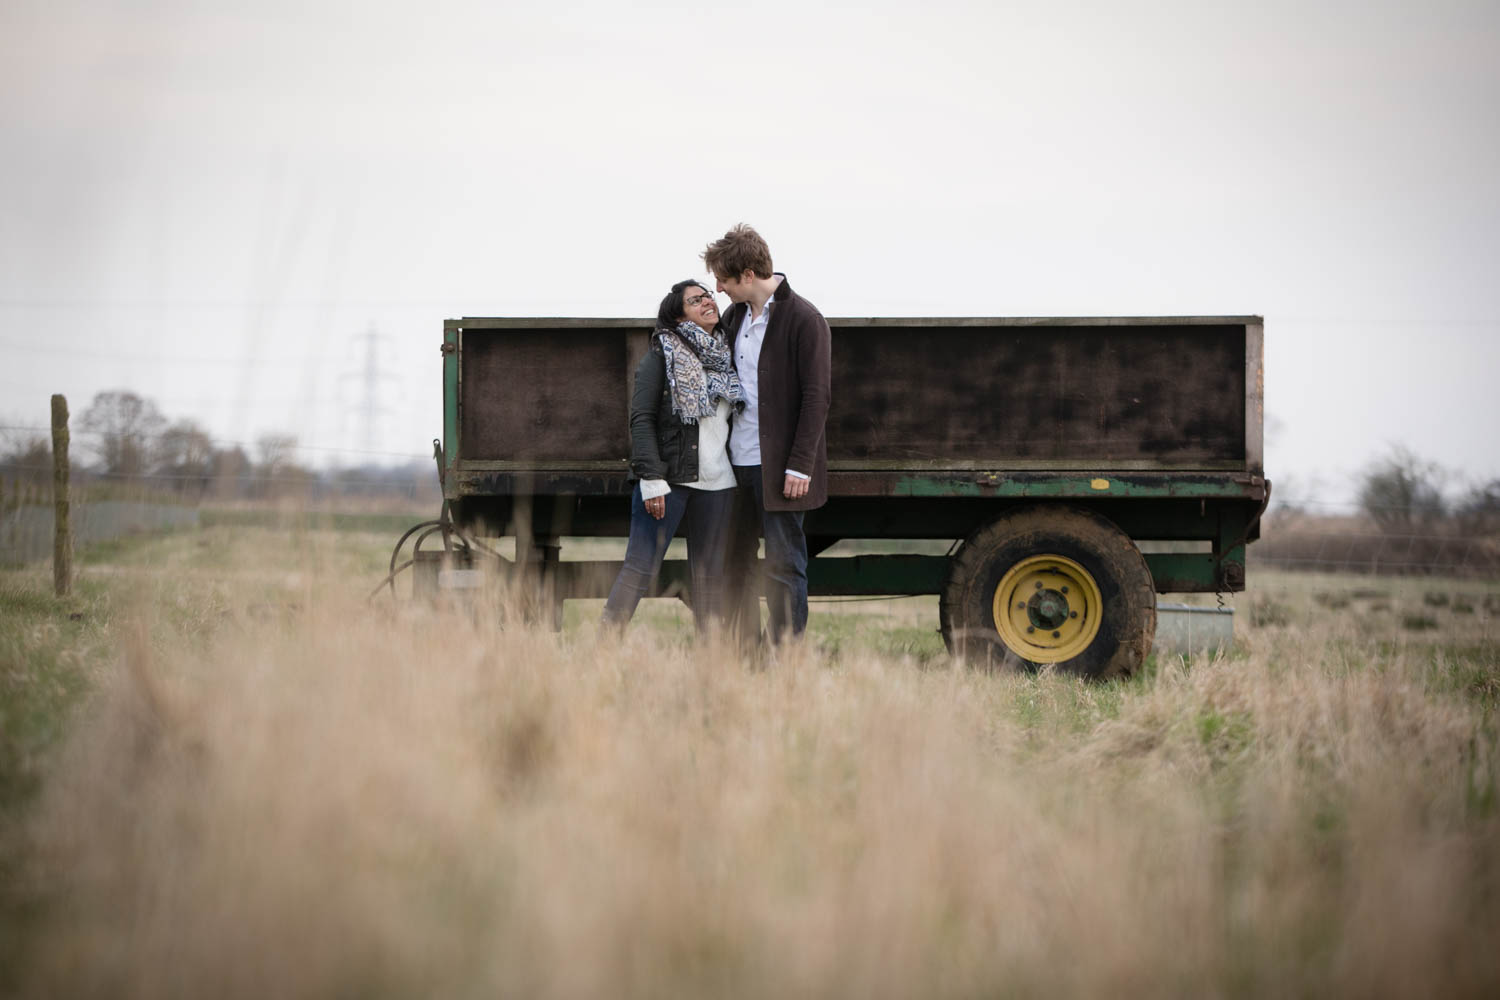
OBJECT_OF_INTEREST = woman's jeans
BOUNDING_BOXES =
[601,482,736,632]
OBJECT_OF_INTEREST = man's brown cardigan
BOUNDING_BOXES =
[720,274,832,512]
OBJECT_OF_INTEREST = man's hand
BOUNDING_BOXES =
[645,495,667,519]
[783,473,809,500]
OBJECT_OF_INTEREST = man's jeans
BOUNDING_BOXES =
[730,464,809,642]
[601,483,735,632]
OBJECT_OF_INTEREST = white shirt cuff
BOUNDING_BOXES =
[785,469,809,480]
[639,479,672,500]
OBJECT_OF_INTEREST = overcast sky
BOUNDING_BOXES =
[3,0,1497,508]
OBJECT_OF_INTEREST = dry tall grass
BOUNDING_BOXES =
[8,531,1500,998]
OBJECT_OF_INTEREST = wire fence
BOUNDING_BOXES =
[0,469,442,568]
[1,502,201,568]
[1250,517,1500,580]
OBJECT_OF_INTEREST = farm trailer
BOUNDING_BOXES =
[429,315,1268,678]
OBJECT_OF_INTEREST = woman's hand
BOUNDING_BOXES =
[645,494,667,520]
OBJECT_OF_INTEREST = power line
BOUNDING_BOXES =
[0,463,435,489]
[0,298,458,309]
[0,338,312,367]
[2,301,1498,328]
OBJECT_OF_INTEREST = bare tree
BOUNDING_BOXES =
[154,419,217,495]
[0,432,52,488]
[254,433,315,498]
[79,390,166,479]
[1455,479,1500,536]
[1358,446,1447,532]
[255,433,298,477]
[212,445,251,500]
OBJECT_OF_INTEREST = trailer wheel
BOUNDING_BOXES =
[940,507,1155,679]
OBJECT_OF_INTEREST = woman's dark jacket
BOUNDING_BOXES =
[628,335,704,485]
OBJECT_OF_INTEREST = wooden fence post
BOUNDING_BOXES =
[52,394,72,597]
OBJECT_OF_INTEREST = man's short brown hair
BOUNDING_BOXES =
[702,224,774,280]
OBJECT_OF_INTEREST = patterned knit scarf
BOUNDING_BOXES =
[658,321,745,423]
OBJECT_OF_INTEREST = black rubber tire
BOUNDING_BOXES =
[939,506,1156,679]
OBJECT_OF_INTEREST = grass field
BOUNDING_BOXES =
[2,521,1498,997]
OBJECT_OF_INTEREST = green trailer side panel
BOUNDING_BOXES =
[808,555,950,595]
[1144,550,1245,592]
[550,556,949,599]
[443,326,460,485]
[892,473,1261,500]
[545,551,1243,600]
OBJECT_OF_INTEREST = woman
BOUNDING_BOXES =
[600,279,745,633]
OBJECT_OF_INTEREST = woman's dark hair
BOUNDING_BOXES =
[656,279,711,331]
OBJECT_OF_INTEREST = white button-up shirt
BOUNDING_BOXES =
[728,291,809,479]
[728,294,772,466]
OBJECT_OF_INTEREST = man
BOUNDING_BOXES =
[702,224,831,643]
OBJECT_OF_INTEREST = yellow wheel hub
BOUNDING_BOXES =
[991,555,1103,663]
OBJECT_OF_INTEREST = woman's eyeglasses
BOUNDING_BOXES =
[684,293,715,307]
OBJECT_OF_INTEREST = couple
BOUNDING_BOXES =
[600,224,832,644]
